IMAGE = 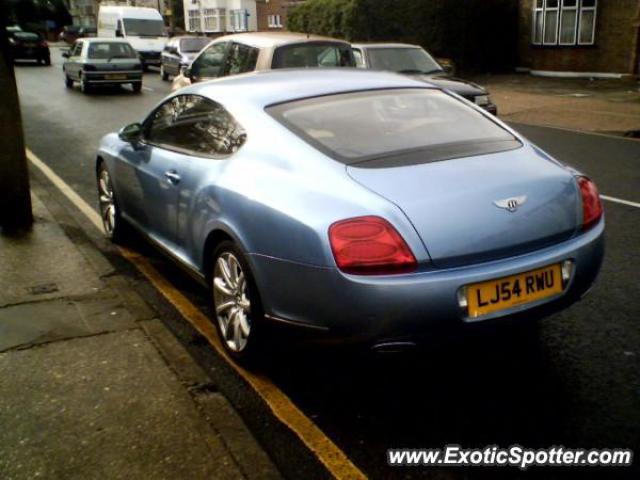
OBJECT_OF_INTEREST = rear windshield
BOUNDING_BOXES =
[267,88,520,167]
[88,42,137,59]
[180,37,209,53]
[272,42,355,69]
[14,32,41,41]
[123,19,165,37]
[367,47,443,75]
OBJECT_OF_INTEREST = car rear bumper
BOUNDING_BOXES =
[12,47,49,60]
[139,51,161,65]
[84,71,143,84]
[249,219,604,344]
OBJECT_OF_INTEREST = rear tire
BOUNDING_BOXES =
[160,64,169,81]
[43,57,51,66]
[211,241,265,364]
[131,82,142,93]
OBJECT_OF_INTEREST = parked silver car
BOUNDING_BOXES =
[62,38,143,94]
[160,36,209,81]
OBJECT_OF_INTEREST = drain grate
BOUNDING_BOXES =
[28,283,59,295]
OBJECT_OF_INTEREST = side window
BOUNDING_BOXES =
[353,49,365,68]
[144,95,247,157]
[72,42,83,57]
[222,42,259,76]
[191,42,228,79]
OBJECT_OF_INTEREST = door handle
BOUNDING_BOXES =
[164,170,181,184]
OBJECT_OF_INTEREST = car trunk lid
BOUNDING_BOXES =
[346,146,580,268]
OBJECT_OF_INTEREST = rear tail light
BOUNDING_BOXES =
[40,40,48,47]
[329,216,417,275]
[577,176,603,230]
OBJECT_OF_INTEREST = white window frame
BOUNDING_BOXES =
[188,8,201,32]
[558,0,578,45]
[532,0,596,46]
[203,8,225,33]
[268,14,282,29]
[229,9,248,32]
[578,0,597,45]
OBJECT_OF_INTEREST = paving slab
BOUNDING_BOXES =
[0,330,244,480]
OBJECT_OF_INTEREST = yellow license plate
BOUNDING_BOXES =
[466,264,563,319]
[105,74,126,80]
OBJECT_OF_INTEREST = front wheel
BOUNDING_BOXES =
[211,241,265,363]
[97,163,127,243]
[64,75,73,88]
[80,75,91,94]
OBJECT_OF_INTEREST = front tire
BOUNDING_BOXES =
[97,163,127,243]
[80,75,91,94]
[64,75,73,88]
[211,241,265,363]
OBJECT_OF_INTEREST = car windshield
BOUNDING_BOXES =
[272,43,355,69]
[123,19,165,37]
[367,47,443,74]
[268,88,518,166]
[88,42,137,59]
[14,32,41,41]
[180,37,209,53]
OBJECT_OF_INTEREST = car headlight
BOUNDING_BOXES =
[475,95,490,106]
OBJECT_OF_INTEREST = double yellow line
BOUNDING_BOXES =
[27,148,366,480]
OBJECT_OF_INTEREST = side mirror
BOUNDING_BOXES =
[115,29,123,38]
[62,51,70,59]
[183,66,192,79]
[118,123,142,143]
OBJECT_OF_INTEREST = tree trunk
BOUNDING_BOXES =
[0,1,33,231]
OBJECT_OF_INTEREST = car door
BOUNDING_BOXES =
[114,97,193,246]
[220,42,259,78]
[67,41,83,79]
[172,95,247,265]
[189,41,229,83]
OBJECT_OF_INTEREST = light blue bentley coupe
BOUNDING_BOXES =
[96,69,604,361]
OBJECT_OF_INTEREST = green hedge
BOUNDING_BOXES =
[288,0,518,73]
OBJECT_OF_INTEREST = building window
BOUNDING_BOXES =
[268,15,283,29]
[203,8,226,32]
[188,9,201,32]
[229,9,248,32]
[532,0,596,46]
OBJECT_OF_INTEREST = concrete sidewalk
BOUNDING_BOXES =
[471,73,640,136]
[0,190,280,479]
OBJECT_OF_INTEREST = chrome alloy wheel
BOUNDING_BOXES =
[98,168,116,237]
[213,252,252,353]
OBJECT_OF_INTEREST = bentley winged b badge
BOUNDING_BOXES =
[493,195,527,213]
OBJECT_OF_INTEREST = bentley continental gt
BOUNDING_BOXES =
[95,69,604,361]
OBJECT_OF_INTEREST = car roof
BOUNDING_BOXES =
[79,37,133,44]
[184,68,437,108]
[213,31,350,49]
[352,43,421,49]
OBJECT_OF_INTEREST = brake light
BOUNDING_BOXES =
[577,176,603,230]
[40,40,48,47]
[329,216,417,275]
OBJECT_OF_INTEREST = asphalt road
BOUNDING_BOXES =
[16,48,640,480]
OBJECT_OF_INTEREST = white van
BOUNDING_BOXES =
[98,6,167,69]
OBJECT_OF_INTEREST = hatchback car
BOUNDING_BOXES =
[9,31,50,65]
[353,43,497,115]
[171,31,355,90]
[96,69,603,362]
[160,35,210,81]
[63,38,143,93]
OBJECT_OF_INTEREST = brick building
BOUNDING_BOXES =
[255,0,304,31]
[518,0,640,77]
